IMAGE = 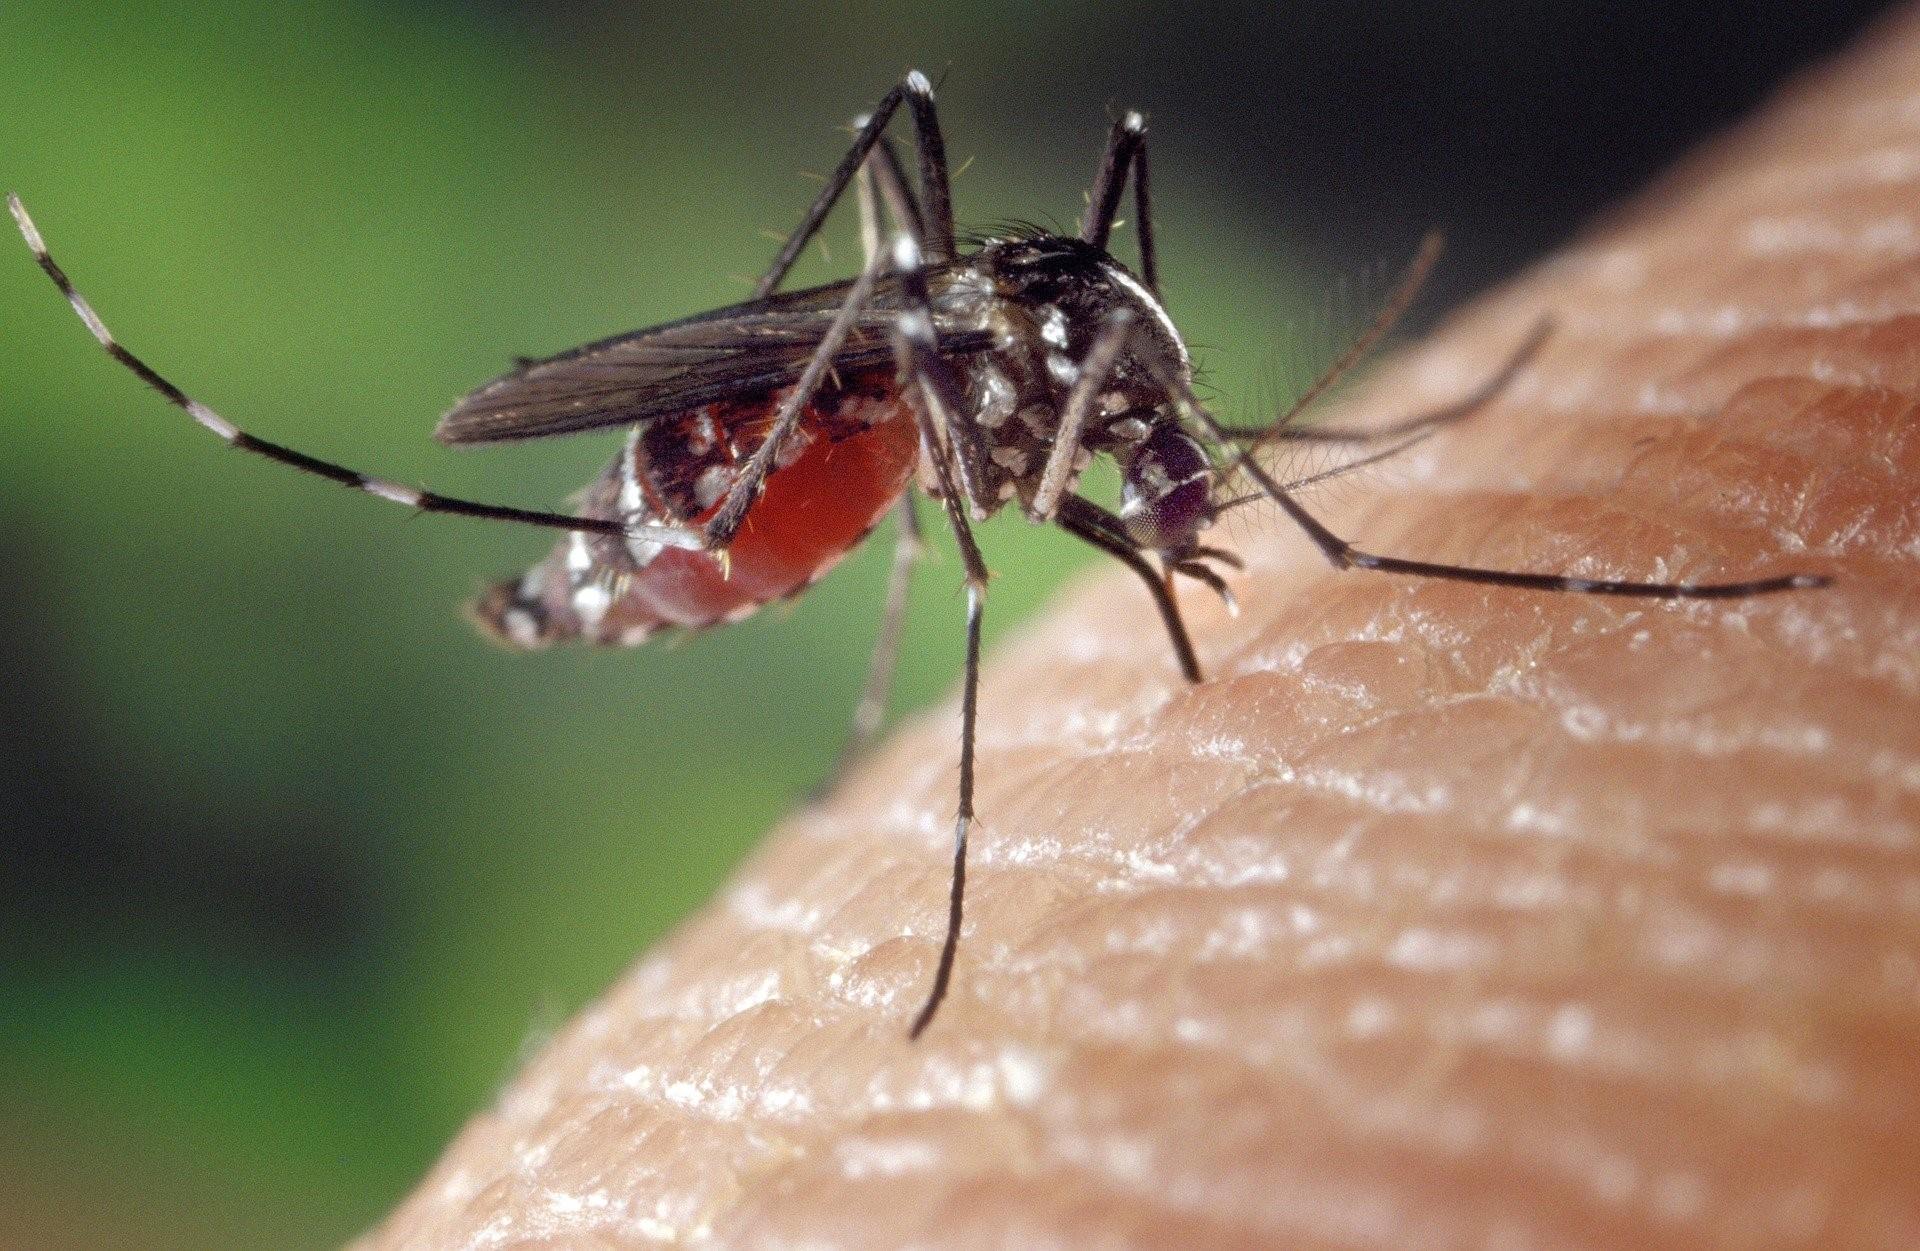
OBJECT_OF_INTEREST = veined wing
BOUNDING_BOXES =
[435,270,993,445]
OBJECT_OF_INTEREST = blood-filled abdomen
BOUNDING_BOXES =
[474,373,917,648]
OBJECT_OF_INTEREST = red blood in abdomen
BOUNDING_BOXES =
[622,396,918,628]
[473,384,920,648]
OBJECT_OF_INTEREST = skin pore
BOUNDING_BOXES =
[360,12,1920,1247]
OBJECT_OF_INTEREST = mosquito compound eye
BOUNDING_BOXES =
[1121,425,1215,553]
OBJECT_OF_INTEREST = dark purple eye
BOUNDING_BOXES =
[1120,425,1215,554]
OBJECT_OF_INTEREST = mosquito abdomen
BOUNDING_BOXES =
[473,384,920,649]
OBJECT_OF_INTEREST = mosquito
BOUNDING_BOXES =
[9,70,1828,1039]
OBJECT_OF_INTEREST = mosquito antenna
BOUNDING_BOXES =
[1272,315,1554,445]
[1259,231,1443,444]
[1213,429,1438,518]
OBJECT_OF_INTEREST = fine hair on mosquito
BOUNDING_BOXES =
[10,70,1832,1041]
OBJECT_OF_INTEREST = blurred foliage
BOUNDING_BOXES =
[0,3,1310,1245]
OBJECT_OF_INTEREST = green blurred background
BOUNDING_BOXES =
[0,2,1892,1246]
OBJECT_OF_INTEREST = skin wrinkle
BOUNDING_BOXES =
[362,11,1920,1250]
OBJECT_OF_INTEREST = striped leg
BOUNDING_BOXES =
[884,231,993,1040]
[814,151,931,793]
[1026,310,1134,524]
[9,194,627,541]
[697,240,894,550]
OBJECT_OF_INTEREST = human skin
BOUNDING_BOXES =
[361,12,1920,1249]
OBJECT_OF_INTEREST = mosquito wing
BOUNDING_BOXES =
[435,270,993,445]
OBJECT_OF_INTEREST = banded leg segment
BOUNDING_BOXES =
[886,232,994,1040]
[1028,310,1134,523]
[853,129,925,262]
[816,151,932,792]
[755,69,956,299]
[896,392,987,1043]
[9,194,628,540]
[1080,111,1161,297]
[889,234,993,515]
[699,240,895,550]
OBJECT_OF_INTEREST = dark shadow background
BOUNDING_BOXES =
[0,2,1893,1245]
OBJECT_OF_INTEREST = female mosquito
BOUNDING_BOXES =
[10,71,1827,1039]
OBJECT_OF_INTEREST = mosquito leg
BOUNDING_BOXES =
[899,72,957,263]
[889,234,992,515]
[721,89,952,546]
[1261,456,1827,597]
[1080,110,1160,296]
[817,493,924,795]
[1130,125,1160,297]
[855,145,883,268]
[870,133,928,245]
[1027,310,1133,523]
[900,443,985,1042]
[885,257,992,1039]
[1151,358,1832,600]
[838,146,929,784]
[1057,495,1203,682]
[909,552,983,1041]
[700,239,893,550]
[840,137,925,764]
[817,175,944,786]
[9,194,635,541]
[1215,315,1552,446]
[757,69,952,298]
[1081,112,1143,251]
[855,132,924,265]
[756,88,907,297]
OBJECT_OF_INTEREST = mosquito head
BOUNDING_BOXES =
[1119,422,1216,558]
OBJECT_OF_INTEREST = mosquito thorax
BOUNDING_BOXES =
[945,233,1192,511]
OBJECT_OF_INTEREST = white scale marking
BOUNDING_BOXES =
[565,531,594,573]
[188,401,240,442]
[501,608,540,648]
[899,309,934,342]
[1101,261,1189,369]
[618,428,645,514]
[695,464,734,510]
[1040,305,1069,347]
[572,579,612,627]
[364,479,422,507]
